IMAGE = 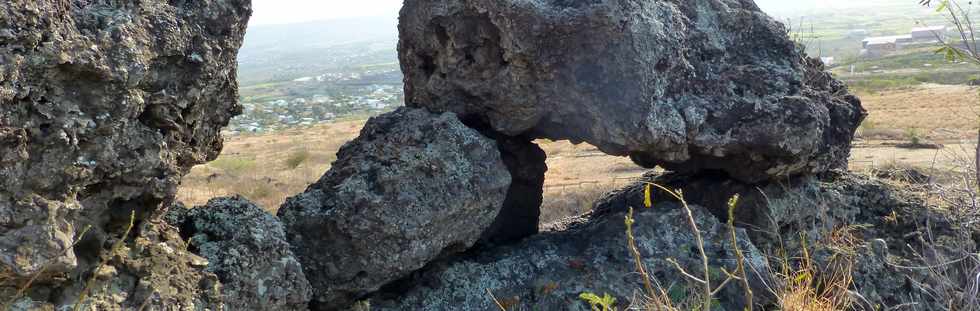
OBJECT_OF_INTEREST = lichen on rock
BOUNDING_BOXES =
[370,203,772,310]
[399,0,866,182]
[167,196,312,311]
[278,107,512,310]
[0,0,252,307]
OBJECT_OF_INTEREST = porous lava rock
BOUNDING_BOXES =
[277,107,512,310]
[604,171,980,309]
[4,219,225,310]
[399,0,866,182]
[0,0,250,281]
[167,196,312,311]
[370,202,772,310]
[0,0,251,307]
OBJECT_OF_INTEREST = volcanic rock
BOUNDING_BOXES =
[4,220,225,310]
[607,171,980,309]
[277,107,512,310]
[370,202,772,310]
[167,196,312,311]
[0,0,251,282]
[0,0,251,308]
[399,0,866,182]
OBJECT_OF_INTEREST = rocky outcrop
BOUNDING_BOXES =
[4,220,225,310]
[399,0,866,182]
[167,197,312,311]
[278,107,513,310]
[0,0,251,307]
[370,202,771,310]
[600,171,980,309]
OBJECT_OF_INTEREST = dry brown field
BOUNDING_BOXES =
[177,84,979,223]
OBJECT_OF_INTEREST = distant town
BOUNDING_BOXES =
[226,67,404,135]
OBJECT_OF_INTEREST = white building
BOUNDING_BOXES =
[862,35,913,56]
[911,26,947,42]
[820,57,835,66]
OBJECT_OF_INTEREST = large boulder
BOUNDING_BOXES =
[166,196,312,311]
[609,171,980,309]
[277,107,513,310]
[0,0,251,284]
[399,0,866,182]
[370,202,772,310]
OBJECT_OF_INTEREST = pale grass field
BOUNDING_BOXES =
[178,85,979,221]
[855,84,979,140]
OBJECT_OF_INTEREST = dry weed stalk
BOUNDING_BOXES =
[74,211,136,311]
[726,195,753,311]
[1,225,93,310]
[642,183,713,311]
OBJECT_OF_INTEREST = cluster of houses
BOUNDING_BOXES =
[860,25,948,57]
[225,84,403,135]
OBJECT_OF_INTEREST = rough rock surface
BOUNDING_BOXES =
[278,107,512,310]
[371,203,771,310]
[604,171,980,309]
[399,0,866,182]
[0,0,251,284]
[4,220,225,310]
[166,196,312,311]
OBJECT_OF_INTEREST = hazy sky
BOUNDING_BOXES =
[250,0,402,25]
[248,0,905,25]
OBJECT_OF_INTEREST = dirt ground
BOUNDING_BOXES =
[177,84,979,222]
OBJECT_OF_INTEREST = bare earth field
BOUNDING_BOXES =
[178,84,979,222]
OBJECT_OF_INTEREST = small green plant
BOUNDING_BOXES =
[209,157,257,175]
[579,292,617,311]
[905,128,923,145]
[285,149,311,169]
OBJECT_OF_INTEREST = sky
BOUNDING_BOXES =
[250,0,403,25]
[248,0,905,26]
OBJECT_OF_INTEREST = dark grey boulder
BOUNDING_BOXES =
[167,196,312,311]
[370,202,772,310]
[0,0,251,284]
[399,0,866,182]
[621,171,980,309]
[277,107,512,310]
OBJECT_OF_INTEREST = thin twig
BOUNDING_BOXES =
[74,211,136,311]
[487,288,507,311]
[1,225,93,310]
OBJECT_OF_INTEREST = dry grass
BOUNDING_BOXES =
[178,85,978,217]
[855,84,979,140]
[177,121,363,211]
[614,187,858,311]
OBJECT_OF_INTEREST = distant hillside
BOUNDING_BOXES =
[238,16,400,85]
[757,0,921,18]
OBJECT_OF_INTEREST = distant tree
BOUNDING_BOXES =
[918,0,980,187]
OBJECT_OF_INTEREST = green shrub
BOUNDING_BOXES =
[209,158,257,175]
[285,149,311,169]
[905,128,922,145]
